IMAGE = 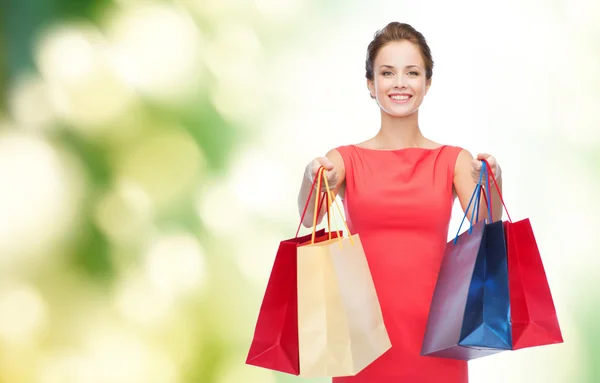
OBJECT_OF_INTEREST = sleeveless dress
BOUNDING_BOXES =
[333,144,468,383]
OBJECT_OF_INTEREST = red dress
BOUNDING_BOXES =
[333,144,468,383]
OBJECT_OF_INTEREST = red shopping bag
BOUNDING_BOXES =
[245,171,337,374]
[504,219,563,349]
[483,160,563,350]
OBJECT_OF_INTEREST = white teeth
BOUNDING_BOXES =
[391,95,410,101]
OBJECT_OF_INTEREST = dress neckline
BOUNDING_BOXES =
[351,144,446,153]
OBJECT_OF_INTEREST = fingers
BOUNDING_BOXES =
[471,153,501,185]
[309,157,332,176]
[474,153,498,167]
[477,154,497,174]
[307,158,337,191]
[315,157,334,170]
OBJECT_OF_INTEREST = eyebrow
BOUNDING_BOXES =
[380,65,421,69]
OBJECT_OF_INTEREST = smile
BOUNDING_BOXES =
[389,94,412,103]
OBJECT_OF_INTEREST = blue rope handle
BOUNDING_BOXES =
[470,160,491,227]
[453,162,486,244]
[471,180,482,228]
[485,160,493,223]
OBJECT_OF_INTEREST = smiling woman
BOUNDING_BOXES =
[365,22,433,96]
[295,21,506,383]
[367,40,431,122]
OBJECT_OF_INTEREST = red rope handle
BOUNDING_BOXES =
[481,159,512,223]
[295,166,329,237]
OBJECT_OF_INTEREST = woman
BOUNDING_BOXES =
[296,22,504,382]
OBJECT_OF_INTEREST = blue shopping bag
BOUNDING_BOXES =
[421,163,512,360]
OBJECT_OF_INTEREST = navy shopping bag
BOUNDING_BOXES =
[421,163,512,360]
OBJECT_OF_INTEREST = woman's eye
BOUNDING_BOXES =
[408,71,419,76]
[382,71,393,76]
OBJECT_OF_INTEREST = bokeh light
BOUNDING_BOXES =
[143,232,207,300]
[0,281,47,345]
[114,128,205,208]
[35,22,136,132]
[106,3,205,105]
[8,73,56,131]
[0,131,83,267]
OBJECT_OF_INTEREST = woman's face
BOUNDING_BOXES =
[368,40,431,118]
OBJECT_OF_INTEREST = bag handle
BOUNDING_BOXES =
[310,167,354,246]
[322,168,354,246]
[310,167,329,243]
[482,161,493,222]
[296,168,329,238]
[481,159,512,223]
[453,162,486,244]
[469,161,489,228]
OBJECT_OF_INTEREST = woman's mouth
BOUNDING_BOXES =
[389,94,412,104]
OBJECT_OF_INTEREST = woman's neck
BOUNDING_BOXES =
[373,111,425,149]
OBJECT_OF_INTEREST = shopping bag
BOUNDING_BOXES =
[245,167,334,374]
[483,160,563,350]
[421,163,512,360]
[296,167,391,377]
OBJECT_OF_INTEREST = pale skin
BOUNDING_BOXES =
[298,40,503,228]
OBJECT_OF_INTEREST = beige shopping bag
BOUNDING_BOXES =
[296,168,391,378]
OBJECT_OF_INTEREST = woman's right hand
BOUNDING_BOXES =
[304,157,339,192]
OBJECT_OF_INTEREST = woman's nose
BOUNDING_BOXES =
[394,75,408,88]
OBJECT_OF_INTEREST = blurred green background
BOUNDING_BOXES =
[0,0,598,382]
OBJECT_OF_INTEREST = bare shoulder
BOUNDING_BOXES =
[325,148,345,174]
[451,148,477,202]
[452,148,475,196]
[454,148,474,174]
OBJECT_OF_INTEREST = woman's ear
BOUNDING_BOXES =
[367,79,375,99]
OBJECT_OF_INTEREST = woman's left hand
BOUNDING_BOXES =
[471,153,501,185]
